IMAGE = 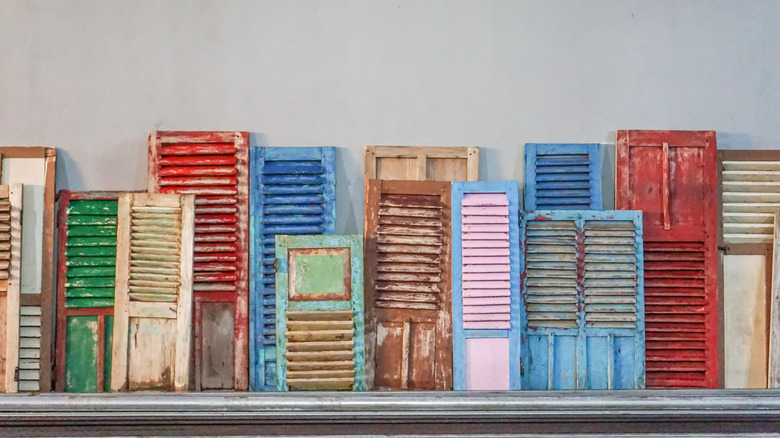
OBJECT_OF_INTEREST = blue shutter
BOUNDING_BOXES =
[452,181,521,390]
[519,210,644,389]
[524,144,603,210]
[249,146,336,391]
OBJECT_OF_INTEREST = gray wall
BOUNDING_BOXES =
[2,0,779,234]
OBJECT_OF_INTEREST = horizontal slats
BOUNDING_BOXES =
[721,160,780,244]
[285,310,355,390]
[534,154,592,209]
[128,205,182,302]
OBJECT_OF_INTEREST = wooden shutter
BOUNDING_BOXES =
[0,147,56,392]
[274,235,366,391]
[520,210,645,390]
[249,146,336,391]
[148,131,249,391]
[364,146,478,181]
[615,130,718,388]
[452,181,521,390]
[54,191,124,392]
[110,193,194,391]
[364,180,452,390]
[0,184,22,393]
[524,143,603,210]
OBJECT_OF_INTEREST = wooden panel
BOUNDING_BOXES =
[519,210,645,390]
[364,180,452,390]
[0,147,56,392]
[524,143,603,210]
[770,212,780,388]
[0,184,22,392]
[148,131,249,391]
[364,146,478,182]
[451,181,521,390]
[616,130,718,389]
[249,146,336,391]
[198,302,234,390]
[274,235,366,391]
[110,193,194,392]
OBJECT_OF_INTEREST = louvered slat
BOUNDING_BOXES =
[285,311,355,390]
[524,144,602,210]
[0,184,21,393]
[721,159,780,244]
[128,205,182,303]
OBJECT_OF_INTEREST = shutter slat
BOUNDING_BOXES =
[525,144,603,210]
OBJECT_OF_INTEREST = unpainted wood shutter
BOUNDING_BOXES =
[110,193,194,392]
[0,184,21,393]
[249,146,336,391]
[524,143,602,210]
[274,235,366,391]
[520,210,645,390]
[615,130,718,388]
[364,180,452,390]
[452,181,521,390]
[364,146,478,182]
[148,131,249,391]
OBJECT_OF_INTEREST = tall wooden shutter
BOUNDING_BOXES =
[615,130,718,388]
[0,147,56,392]
[520,210,645,390]
[364,180,452,390]
[55,191,123,392]
[0,184,22,393]
[249,146,336,391]
[148,131,249,391]
[364,146,478,181]
[110,193,194,391]
[524,143,603,210]
[452,181,521,390]
[274,235,366,391]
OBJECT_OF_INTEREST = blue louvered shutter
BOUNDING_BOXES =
[249,146,336,391]
[524,144,603,210]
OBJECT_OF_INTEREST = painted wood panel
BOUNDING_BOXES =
[451,181,521,390]
[274,235,365,391]
[519,210,645,390]
[148,131,249,391]
[0,184,22,393]
[0,147,56,392]
[110,193,194,392]
[364,179,452,390]
[249,146,336,391]
[364,146,478,182]
[615,130,718,389]
[524,143,603,210]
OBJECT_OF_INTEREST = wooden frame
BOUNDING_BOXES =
[274,235,366,391]
[364,146,479,182]
[524,143,603,210]
[0,184,22,393]
[110,193,195,392]
[451,181,521,390]
[148,131,249,391]
[0,146,56,392]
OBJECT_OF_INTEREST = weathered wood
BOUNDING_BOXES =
[364,146,479,182]
[0,184,21,392]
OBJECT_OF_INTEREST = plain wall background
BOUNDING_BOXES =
[2,0,779,234]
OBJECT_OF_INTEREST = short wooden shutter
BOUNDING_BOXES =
[452,181,521,390]
[0,184,22,393]
[274,235,365,391]
[520,210,645,390]
[364,146,478,181]
[524,143,603,210]
[364,179,452,390]
[249,146,336,391]
[615,130,718,388]
[110,193,194,391]
[148,131,249,391]
[55,191,122,392]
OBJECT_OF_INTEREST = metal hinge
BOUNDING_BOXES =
[14,367,19,382]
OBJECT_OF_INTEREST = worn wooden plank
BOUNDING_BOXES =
[365,146,478,182]
[0,184,21,392]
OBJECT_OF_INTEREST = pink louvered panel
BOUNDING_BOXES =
[461,193,511,329]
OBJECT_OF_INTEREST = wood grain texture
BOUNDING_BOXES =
[364,146,478,182]
[0,184,22,392]
[524,143,603,210]
[770,212,780,388]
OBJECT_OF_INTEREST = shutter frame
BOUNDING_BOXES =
[524,143,603,210]
[0,184,22,393]
[364,146,478,182]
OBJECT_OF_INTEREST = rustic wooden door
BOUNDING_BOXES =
[110,193,195,392]
[364,179,452,390]
[520,210,645,390]
[364,146,479,181]
[249,146,336,391]
[274,235,366,391]
[452,181,521,390]
[615,130,718,388]
[0,184,22,393]
[524,143,603,210]
[148,131,249,391]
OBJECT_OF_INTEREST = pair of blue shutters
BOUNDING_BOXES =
[249,146,336,391]
[525,143,603,210]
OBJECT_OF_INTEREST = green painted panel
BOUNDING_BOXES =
[68,200,118,215]
[103,315,113,392]
[67,216,118,226]
[67,225,117,237]
[66,266,116,277]
[65,277,114,288]
[65,287,115,298]
[65,297,115,308]
[294,254,345,295]
[66,237,117,247]
[65,316,99,392]
[66,250,116,260]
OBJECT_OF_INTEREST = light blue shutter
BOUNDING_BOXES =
[524,144,603,210]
